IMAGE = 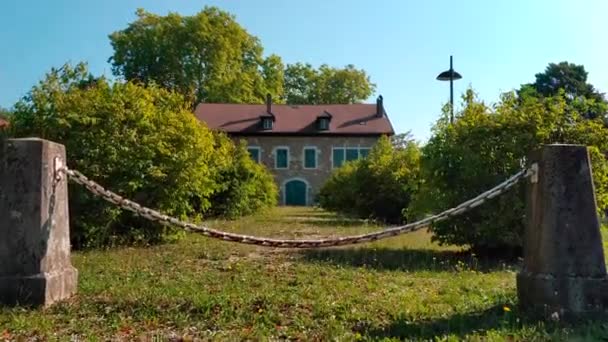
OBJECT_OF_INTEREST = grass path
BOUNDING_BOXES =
[1,207,608,340]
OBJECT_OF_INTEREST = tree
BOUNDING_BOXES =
[0,106,11,119]
[284,63,317,104]
[109,7,283,105]
[259,54,285,103]
[284,63,376,104]
[390,131,415,149]
[417,88,608,254]
[520,61,607,119]
[10,62,277,248]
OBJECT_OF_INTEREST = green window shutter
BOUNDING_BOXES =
[333,148,345,168]
[359,148,370,158]
[304,148,316,168]
[276,148,288,168]
[346,148,359,161]
[247,148,260,163]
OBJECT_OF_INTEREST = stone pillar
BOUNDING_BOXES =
[517,144,608,317]
[0,138,77,306]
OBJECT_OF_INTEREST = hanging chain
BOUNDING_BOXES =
[59,165,536,249]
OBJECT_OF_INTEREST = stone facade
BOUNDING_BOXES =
[233,135,382,205]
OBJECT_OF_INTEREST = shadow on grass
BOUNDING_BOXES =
[286,218,375,228]
[360,304,514,340]
[301,247,521,272]
[284,211,336,219]
[57,299,608,340]
[359,304,608,340]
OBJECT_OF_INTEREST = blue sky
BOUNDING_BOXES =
[1,0,607,141]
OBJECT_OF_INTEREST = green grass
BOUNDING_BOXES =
[2,207,608,341]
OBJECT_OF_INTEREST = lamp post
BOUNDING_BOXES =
[436,55,462,123]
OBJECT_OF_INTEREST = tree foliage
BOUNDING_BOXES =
[109,7,376,106]
[390,131,415,149]
[284,63,376,104]
[318,136,421,223]
[109,7,284,105]
[9,62,277,248]
[417,88,608,253]
[0,106,11,119]
[520,61,607,119]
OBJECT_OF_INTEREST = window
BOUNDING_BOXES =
[262,117,273,130]
[304,147,317,169]
[247,147,261,163]
[332,147,371,168]
[318,118,329,130]
[275,147,289,169]
[345,148,359,162]
[332,148,345,168]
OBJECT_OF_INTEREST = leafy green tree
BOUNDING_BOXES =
[284,63,375,104]
[417,88,608,253]
[283,63,317,104]
[0,106,11,118]
[520,61,607,119]
[259,54,285,103]
[390,131,415,149]
[109,7,283,105]
[10,62,277,248]
[318,136,421,223]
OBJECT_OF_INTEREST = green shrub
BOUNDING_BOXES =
[417,89,608,253]
[317,161,361,216]
[207,136,278,218]
[318,136,421,223]
[9,62,277,248]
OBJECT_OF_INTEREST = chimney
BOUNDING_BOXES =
[266,93,272,114]
[376,95,384,117]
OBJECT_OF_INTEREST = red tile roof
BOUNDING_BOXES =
[194,102,394,135]
[0,118,8,129]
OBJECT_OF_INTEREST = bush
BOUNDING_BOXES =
[9,62,277,248]
[417,89,608,253]
[318,135,421,223]
[206,136,278,218]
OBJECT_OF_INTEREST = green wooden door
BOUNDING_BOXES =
[285,180,307,206]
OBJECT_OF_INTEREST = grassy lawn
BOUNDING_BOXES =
[2,207,608,341]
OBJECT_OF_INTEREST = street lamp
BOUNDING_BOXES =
[436,55,462,123]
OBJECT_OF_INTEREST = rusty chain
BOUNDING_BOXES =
[58,165,536,249]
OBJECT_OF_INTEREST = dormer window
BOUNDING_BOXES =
[262,117,273,130]
[318,118,329,130]
[316,110,332,131]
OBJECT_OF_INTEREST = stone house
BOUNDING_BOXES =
[194,95,395,206]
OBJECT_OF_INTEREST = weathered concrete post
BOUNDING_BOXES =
[0,138,78,306]
[517,144,608,317]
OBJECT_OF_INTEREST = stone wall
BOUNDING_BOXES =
[232,135,381,205]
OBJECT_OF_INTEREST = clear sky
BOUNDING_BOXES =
[1,0,607,141]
